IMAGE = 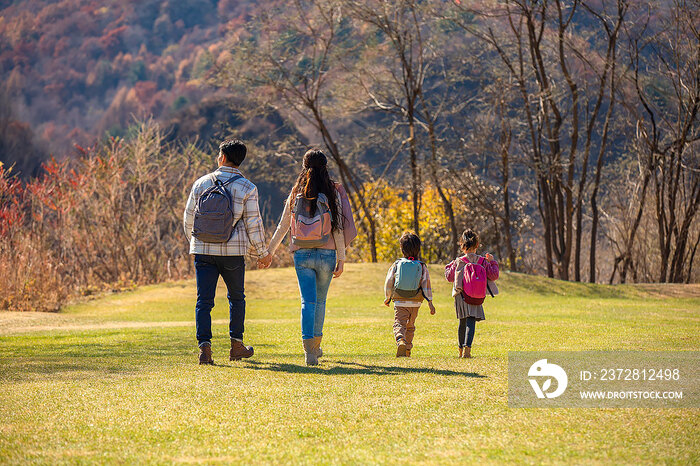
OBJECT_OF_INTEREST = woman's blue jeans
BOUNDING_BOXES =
[293,248,336,340]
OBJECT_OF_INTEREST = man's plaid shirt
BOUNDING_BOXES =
[183,166,268,258]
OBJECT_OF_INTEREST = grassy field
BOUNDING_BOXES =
[1,263,698,464]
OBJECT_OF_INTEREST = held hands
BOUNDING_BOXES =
[333,260,344,278]
[383,297,391,307]
[428,301,436,315]
[257,253,272,269]
[485,253,494,262]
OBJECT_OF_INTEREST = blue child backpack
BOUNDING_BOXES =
[192,174,242,243]
[393,258,424,298]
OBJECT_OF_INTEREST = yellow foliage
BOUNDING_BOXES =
[350,181,459,263]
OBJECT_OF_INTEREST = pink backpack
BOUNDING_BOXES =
[290,192,332,248]
[461,256,488,305]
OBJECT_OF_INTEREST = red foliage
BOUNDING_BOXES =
[0,0,260,161]
[53,37,71,58]
[0,165,26,237]
[99,25,128,54]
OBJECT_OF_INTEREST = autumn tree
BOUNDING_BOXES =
[624,0,700,283]
[346,0,459,256]
[213,0,381,261]
[446,0,628,281]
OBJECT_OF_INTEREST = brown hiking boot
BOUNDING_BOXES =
[230,339,254,361]
[459,347,464,358]
[463,346,472,358]
[314,336,323,358]
[199,345,213,365]
[396,340,407,357]
[406,349,411,357]
[303,338,318,366]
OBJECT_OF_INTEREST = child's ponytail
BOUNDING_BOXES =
[459,229,479,251]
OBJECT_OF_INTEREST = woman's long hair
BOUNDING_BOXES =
[290,149,341,232]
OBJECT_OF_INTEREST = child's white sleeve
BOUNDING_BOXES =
[422,264,433,301]
[384,264,396,300]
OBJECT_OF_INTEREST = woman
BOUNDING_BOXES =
[267,149,356,365]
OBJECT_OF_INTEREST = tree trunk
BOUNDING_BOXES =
[408,118,420,235]
[538,182,555,278]
[420,98,459,258]
[313,107,378,261]
[502,166,516,272]
[496,87,516,271]
[669,186,700,282]
[619,172,650,283]
[589,52,617,282]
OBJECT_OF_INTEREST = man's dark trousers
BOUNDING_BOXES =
[194,254,245,347]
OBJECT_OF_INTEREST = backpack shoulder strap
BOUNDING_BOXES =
[291,193,304,214]
[486,282,495,298]
[477,256,486,266]
[391,260,401,289]
[221,174,242,187]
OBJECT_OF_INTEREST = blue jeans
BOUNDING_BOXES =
[194,254,246,347]
[293,248,336,340]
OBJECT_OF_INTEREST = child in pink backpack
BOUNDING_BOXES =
[444,229,499,358]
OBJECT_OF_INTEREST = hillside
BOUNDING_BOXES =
[0,0,258,174]
[0,0,673,175]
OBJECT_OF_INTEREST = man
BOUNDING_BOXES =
[184,139,272,365]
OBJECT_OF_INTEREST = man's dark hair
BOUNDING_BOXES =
[219,139,247,165]
[399,231,421,259]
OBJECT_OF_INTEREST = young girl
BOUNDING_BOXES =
[444,229,499,358]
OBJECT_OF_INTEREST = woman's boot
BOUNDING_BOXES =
[314,336,323,358]
[303,339,318,366]
[463,346,472,358]
[458,346,464,358]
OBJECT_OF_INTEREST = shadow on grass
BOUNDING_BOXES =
[0,358,144,383]
[229,360,486,377]
[0,340,187,382]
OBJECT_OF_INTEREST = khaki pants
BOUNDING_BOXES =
[393,306,419,350]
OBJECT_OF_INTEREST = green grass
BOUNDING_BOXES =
[1,264,698,464]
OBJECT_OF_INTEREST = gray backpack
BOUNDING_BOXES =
[192,174,242,243]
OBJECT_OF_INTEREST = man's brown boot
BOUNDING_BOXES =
[314,336,323,358]
[230,339,254,361]
[199,345,213,365]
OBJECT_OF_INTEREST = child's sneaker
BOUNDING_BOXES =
[396,340,408,357]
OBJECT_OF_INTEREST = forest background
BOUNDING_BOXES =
[0,0,698,311]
